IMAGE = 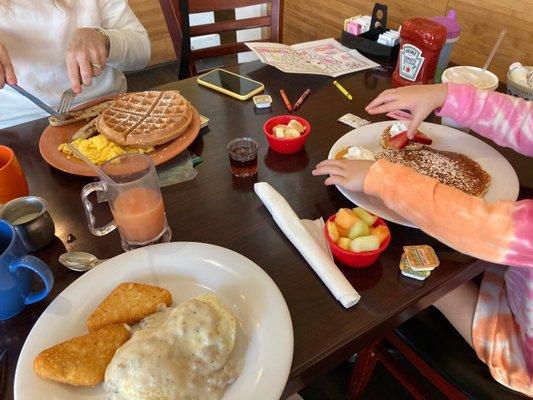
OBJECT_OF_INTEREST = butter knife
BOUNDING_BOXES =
[8,84,64,120]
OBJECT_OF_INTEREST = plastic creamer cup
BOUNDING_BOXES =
[441,66,499,131]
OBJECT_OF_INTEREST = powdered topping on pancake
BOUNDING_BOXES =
[376,148,491,197]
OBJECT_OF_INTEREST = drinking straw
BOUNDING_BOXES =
[67,143,114,183]
[481,29,506,74]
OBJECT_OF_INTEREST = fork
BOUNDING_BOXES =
[57,89,77,117]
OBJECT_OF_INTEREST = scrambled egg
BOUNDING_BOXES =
[58,134,155,165]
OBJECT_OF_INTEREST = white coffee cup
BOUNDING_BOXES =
[441,66,499,131]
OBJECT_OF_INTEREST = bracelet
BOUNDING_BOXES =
[94,27,110,55]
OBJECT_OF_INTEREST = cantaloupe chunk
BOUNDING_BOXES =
[336,223,349,238]
[370,225,390,244]
[353,207,377,226]
[335,208,360,230]
[350,235,380,252]
[338,237,351,250]
[326,221,339,242]
[348,219,370,239]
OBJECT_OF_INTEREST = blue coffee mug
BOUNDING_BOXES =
[0,219,54,320]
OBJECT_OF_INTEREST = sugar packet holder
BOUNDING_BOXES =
[338,113,370,129]
[340,3,400,64]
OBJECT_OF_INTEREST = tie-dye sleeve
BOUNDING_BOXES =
[364,159,533,268]
[436,83,533,157]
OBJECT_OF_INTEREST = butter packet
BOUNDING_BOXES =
[338,113,370,129]
[399,254,431,281]
[200,114,209,129]
[403,245,440,271]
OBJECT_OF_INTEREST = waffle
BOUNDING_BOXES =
[376,148,491,197]
[97,91,193,147]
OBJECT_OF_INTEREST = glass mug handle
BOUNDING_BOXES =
[81,182,117,236]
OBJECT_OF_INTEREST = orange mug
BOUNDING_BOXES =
[0,145,29,204]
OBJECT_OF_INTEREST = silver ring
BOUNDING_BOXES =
[91,63,102,70]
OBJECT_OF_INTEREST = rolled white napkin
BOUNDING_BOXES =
[255,182,361,308]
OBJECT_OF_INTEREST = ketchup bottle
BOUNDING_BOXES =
[392,18,447,86]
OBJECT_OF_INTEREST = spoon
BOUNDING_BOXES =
[59,251,106,272]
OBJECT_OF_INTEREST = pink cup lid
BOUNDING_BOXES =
[431,9,461,39]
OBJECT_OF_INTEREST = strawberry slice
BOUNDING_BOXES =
[412,131,433,145]
[388,132,409,150]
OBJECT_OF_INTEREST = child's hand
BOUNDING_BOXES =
[312,159,374,192]
[365,84,448,138]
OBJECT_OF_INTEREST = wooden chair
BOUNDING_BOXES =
[159,0,283,79]
[349,308,529,400]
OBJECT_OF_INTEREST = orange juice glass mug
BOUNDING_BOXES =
[81,154,171,251]
[0,145,29,204]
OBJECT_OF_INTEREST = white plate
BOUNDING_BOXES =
[15,242,293,400]
[328,121,520,227]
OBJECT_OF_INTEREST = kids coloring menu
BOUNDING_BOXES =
[246,38,380,77]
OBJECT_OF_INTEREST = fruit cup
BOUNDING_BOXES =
[324,214,391,268]
[263,115,311,154]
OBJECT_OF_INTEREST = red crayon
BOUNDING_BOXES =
[293,89,311,111]
[279,89,292,112]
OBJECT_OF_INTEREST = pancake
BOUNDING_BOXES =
[376,148,491,197]
[380,124,424,151]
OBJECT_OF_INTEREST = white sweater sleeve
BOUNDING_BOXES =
[98,0,151,71]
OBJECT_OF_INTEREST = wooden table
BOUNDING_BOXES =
[1,61,530,400]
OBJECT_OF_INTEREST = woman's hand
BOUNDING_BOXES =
[65,28,109,93]
[312,159,375,192]
[365,84,448,138]
[0,43,17,89]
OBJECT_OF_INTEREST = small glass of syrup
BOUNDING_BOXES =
[227,137,259,178]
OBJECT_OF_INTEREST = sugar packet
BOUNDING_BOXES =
[338,113,370,129]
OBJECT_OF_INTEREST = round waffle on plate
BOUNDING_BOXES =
[97,91,194,147]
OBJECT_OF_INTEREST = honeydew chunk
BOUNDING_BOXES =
[353,207,377,226]
[335,208,360,230]
[273,124,287,138]
[288,119,306,133]
[370,225,390,243]
[338,237,351,250]
[350,235,380,252]
[327,221,339,242]
[347,219,370,239]
[284,128,301,138]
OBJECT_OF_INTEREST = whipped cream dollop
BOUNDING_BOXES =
[389,121,408,137]
[343,146,376,161]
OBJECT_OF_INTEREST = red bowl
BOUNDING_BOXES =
[324,215,391,268]
[263,115,311,154]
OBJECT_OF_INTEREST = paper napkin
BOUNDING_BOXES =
[255,182,361,308]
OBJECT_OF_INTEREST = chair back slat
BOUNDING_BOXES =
[189,0,271,13]
[192,39,269,60]
[159,0,283,78]
[190,16,271,36]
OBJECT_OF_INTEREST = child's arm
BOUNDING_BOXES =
[364,159,533,267]
[436,83,533,156]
